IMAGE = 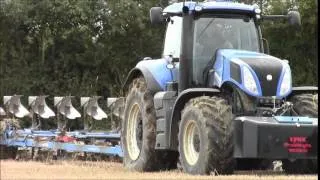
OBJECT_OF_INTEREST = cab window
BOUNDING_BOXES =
[163,16,182,59]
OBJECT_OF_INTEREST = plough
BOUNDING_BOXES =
[0,95,124,160]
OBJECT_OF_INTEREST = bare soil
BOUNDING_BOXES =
[0,160,317,180]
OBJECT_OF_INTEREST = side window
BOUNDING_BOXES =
[163,16,182,58]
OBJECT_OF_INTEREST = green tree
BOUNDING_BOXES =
[0,0,165,99]
[261,0,317,85]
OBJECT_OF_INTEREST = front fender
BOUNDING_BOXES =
[169,88,220,150]
[171,88,221,116]
[287,86,318,98]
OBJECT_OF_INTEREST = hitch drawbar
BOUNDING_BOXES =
[233,116,318,159]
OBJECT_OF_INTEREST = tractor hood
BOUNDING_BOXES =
[212,49,292,98]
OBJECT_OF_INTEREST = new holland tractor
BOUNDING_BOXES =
[121,0,318,175]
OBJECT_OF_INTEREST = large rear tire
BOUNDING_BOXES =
[282,93,318,174]
[121,77,159,171]
[178,96,234,175]
[121,77,177,171]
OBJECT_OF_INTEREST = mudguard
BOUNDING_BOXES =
[123,59,178,93]
[289,86,318,96]
[168,88,220,150]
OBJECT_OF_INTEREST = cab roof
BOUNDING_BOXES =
[163,1,255,15]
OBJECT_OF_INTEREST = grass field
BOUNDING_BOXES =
[0,160,317,180]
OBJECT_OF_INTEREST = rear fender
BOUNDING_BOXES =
[122,59,177,93]
[123,68,161,93]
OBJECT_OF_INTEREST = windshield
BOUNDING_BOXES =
[192,16,260,85]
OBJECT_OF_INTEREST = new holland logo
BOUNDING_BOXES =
[266,74,272,81]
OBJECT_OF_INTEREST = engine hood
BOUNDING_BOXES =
[213,49,291,97]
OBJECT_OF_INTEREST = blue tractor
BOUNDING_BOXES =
[121,0,318,175]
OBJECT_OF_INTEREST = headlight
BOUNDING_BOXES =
[242,66,259,95]
[278,66,292,96]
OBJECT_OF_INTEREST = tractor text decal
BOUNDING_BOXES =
[283,136,312,153]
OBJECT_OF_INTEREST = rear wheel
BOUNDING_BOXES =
[121,77,177,171]
[282,93,318,174]
[178,96,234,175]
[121,77,158,171]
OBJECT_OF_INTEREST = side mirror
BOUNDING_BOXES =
[287,11,301,27]
[150,7,164,25]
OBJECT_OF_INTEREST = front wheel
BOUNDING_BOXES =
[178,96,234,175]
[282,93,318,174]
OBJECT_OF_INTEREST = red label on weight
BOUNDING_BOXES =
[283,136,312,153]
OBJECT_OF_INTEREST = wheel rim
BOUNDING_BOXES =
[126,103,143,161]
[183,120,200,165]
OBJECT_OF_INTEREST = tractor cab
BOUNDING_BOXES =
[157,1,264,88]
[151,1,300,91]
[162,1,263,58]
